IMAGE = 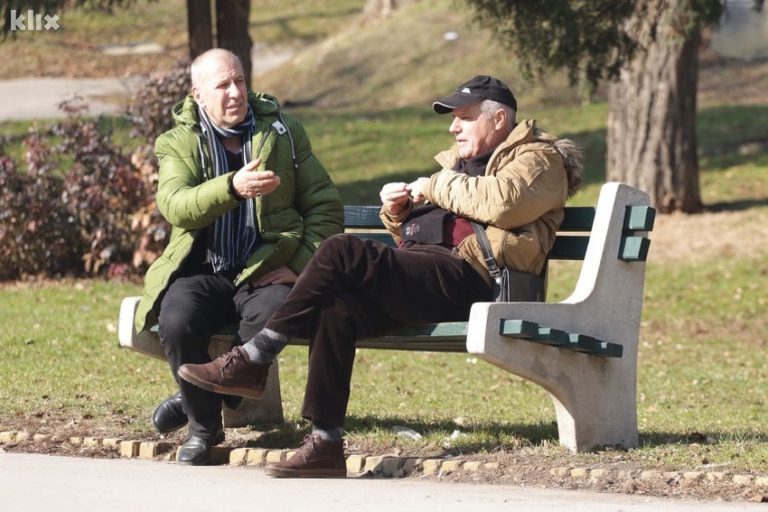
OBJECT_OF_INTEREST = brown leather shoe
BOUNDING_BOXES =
[265,434,346,478]
[177,346,270,400]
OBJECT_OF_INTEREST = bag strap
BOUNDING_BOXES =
[471,221,502,279]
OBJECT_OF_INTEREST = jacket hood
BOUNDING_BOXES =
[504,120,583,197]
[170,91,282,128]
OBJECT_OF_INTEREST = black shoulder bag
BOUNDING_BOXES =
[470,222,546,302]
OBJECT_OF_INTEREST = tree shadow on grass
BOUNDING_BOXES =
[239,415,559,453]
[705,197,768,213]
[239,418,768,454]
[638,430,768,448]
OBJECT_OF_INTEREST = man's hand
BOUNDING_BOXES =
[231,158,281,199]
[379,182,411,215]
[251,266,298,288]
[406,177,430,204]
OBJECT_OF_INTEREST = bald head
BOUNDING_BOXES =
[190,49,248,128]
[190,49,244,89]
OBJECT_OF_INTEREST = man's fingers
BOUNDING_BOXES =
[243,158,261,172]
[405,177,428,200]
[380,182,407,195]
[384,189,409,200]
[380,182,410,204]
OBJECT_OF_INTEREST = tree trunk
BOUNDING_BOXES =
[215,0,252,89]
[187,0,213,60]
[606,0,702,213]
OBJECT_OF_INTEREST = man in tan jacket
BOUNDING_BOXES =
[176,75,583,477]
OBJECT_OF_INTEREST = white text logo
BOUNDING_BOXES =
[10,10,60,31]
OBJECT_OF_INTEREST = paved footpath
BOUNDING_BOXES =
[0,50,291,122]
[0,452,762,512]
[0,77,142,121]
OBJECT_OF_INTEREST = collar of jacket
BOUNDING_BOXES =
[433,118,545,173]
[171,91,283,177]
[170,90,281,128]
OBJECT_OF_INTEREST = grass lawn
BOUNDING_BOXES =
[1,97,767,475]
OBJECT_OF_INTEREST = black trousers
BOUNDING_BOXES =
[158,274,290,440]
[265,234,492,428]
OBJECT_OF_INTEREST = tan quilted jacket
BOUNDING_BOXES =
[380,119,571,286]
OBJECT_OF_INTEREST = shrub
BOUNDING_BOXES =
[0,60,190,281]
[0,130,80,279]
[128,144,169,270]
[127,60,191,143]
[56,97,150,275]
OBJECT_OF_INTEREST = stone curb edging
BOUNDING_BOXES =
[548,465,768,488]
[3,430,768,490]
[0,431,510,477]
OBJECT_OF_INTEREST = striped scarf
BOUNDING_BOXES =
[198,105,260,273]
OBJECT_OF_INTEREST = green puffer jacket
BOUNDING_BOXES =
[135,91,343,332]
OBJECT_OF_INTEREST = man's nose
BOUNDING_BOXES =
[449,117,460,134]
[227,82,242,97]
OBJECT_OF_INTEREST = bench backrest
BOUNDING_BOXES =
[343,203,655,265]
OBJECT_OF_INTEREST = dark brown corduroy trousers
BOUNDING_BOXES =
[264,233,492,427]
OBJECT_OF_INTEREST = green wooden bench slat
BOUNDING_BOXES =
[568,334,623,358]
[344,206,599,232]
[290,337,468,353]
[558,207,595,231]
[344,206,385,228]
[292,322,468,352]
[534,327,570,346]
[619,236,650,262]
[355,340,466,352]
[566,333,602,353]
[348,225,591,258]
[624,205,656,232]
[498,320,623,358]
[341,206,607,262]
[499,319,540,338]
[172,321,469,353]
[550,236,589,260]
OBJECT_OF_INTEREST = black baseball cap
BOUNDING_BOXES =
[432,75,517,114]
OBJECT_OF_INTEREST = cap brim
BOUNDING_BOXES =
[432,93,481,114]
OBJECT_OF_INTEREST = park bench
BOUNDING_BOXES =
[118,182,654,452]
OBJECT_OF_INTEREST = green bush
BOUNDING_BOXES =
[0,134,80,279]
[0,61,199,281]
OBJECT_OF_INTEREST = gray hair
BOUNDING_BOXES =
[480,99,516,130]
[190,48,243,89]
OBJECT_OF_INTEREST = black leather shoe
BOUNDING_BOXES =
[177,428,225,465]
[151,392,188,434]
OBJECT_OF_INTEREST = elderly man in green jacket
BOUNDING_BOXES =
[135,49,343,464]
[178,75,583,476]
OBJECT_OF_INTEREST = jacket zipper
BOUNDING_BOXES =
[234,126,276,285]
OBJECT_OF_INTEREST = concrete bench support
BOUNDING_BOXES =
[466,183,649,451]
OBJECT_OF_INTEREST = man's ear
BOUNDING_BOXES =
[191,85,203,106]
[494,108,507,131]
